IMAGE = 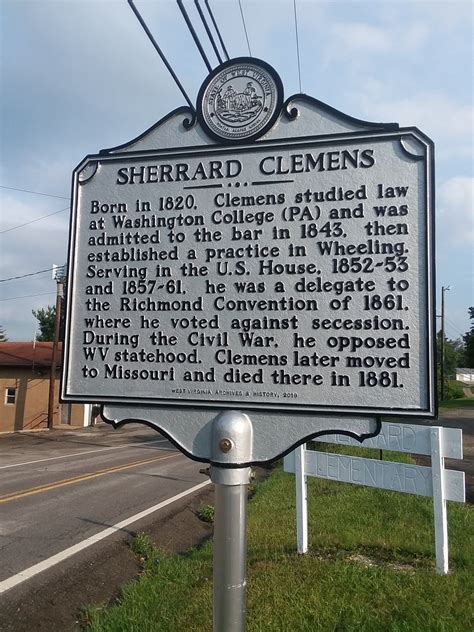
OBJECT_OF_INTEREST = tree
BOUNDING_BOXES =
[442,336,465,378]
[0,325,7,341]
[436,331,464,377]
[436,331,465,399]
[32,306,56,341]
[463,306,474,368]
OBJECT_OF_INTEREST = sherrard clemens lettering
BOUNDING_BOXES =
[115,149,375,184]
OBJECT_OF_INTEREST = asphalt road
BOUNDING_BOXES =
[0,424,208,587]
[0,410,472,600]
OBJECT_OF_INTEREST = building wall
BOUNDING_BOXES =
[455,370,474,385]
[0,367,86,433]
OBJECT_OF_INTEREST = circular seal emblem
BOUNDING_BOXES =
[197,57,284,143]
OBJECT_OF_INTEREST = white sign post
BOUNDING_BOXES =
[295,445,309,554]
[431,427,450,574]
[284,423,465,574]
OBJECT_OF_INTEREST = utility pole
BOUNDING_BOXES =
[440,285,451,401]
[47,265,66,430]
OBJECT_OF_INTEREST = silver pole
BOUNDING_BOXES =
[211,465,250,632]
[209,410,253,632]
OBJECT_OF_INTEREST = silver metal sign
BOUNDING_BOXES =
[62,133,435,409]
[62,58,435,462]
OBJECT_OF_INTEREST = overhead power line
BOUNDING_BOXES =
[194,0,223,65]
[445,317,467,338]
[0,291,56,302]
[204,1,229,61]
[127,0,194,110]
[238,0,252,57]
[0,185,70,200]
[293,0,302,92]
[1,272,52,286]
[0,207,69,234]
[0,267,56,283]
[177,0,213,72]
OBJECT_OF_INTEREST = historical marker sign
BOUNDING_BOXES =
[62,59,435,426]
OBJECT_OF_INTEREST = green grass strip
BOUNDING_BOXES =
[439,398,474,409]
[84,449,474,632]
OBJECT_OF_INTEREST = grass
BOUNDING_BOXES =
[439,397,474,409]
[83,447,474,632]
[195,504,215,524]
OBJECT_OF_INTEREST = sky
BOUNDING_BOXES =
[0,0,473,343]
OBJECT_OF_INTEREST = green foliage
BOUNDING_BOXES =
[196,504,215,523]
[436,331,466,400]
[443,380,465,400]
[436,330,465,379]
[130,533,156,559]
[32,305,56,341]
[463,306,474,368]
[130,533,162,572]
[446,337,466,375]
[440,398,474,409]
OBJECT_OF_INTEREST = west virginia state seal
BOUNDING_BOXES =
[197,57,283,143]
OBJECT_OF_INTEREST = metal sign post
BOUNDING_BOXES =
[212,467,250,632]
[210,411,253,632]
[62,56,436,630]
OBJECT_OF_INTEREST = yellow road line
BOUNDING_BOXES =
[0,453,178,504]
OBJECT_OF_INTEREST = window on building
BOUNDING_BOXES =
[5,387,16,405]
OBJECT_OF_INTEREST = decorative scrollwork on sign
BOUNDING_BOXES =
[283,98,299,121]
[399,135,426,161]
[78,161,98,184]
[182,108,198,130]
